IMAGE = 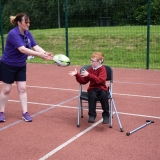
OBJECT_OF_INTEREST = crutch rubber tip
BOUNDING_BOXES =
[146,120,154,123]
[126,132,130,136]
[120,128,124,132]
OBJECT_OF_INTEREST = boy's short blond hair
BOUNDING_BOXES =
[91,52,104,63]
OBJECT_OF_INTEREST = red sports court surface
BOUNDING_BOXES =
[0,63,160,160]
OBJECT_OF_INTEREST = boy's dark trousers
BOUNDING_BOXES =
[88,88,109,118]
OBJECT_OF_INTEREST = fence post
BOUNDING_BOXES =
[146,0,151,69]
[0,0,4,53]
[64,0,69,57]
[58,0,60,28]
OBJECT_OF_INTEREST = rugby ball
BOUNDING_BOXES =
[53,54,70,67]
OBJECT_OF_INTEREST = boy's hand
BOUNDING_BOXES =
[81,69,89,77]
[69,68,77,76]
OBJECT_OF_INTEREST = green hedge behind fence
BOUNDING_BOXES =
[0,0,160,69]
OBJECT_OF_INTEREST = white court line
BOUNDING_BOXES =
[1,83,159,99]
[1,81,160,87]
[113,93,160,99]
[38,108,160,160]
[1,99,160,158]
[118,112,160,119]
[0,96,78,131]
[27,85,79,92]
[5,100,160,120]
[24,84,160,99]
[114,81,160,86]
[39,119,103,160]
[27,85,160,99]
[1,83,159,159]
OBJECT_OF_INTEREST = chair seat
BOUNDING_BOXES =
[80,91,88,100]
[80,91,111,100]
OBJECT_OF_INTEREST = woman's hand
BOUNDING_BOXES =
[43,52,54,60]
[68,68,78,76]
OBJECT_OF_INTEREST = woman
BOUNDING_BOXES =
[0,13,53,122]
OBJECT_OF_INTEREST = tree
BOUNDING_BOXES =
[1,0,159,32]
[151,0,160,24]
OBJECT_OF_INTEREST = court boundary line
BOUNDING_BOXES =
[1,80,160,87]
[39,119,103,160]
[0,96,78,131]
[0,83,159,159]
[1,83,159,99]
[3,100,160,120]
[1,101,159,159]
[114,81,160,86]
[38,109,160,160]
[1,100,159,132]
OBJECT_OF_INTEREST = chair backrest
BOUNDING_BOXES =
[80,65,113,83]
[80,65,91,73]
[104,66,113,83]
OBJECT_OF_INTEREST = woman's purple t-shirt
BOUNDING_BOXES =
[1,26,37,66]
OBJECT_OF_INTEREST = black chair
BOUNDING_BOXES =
[77,65,124,132]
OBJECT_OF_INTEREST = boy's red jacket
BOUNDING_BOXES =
[75,66,108,92]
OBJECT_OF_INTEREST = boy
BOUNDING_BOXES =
[69,52,109,124]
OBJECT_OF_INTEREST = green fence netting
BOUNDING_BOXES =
[0,0,160,69]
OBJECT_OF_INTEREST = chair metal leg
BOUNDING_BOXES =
[111,98,124,132]
[109,98,113,128]
[80,100,83,118]
[77,98,81,127]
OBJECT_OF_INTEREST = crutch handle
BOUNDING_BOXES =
[146,120,154,123]
[126,132,130,136]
